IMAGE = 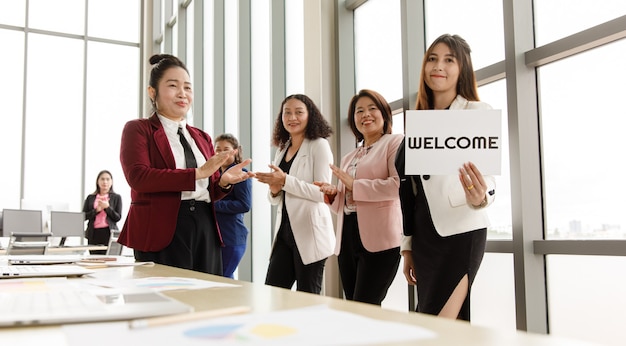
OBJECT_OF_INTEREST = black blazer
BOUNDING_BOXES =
[395,137,417,236]
[82,192,123,233]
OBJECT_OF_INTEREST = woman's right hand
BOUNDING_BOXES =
[313,181,337,204]
[330,164,354,191]
[402,251,417,285]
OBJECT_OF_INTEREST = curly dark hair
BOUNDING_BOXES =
[272,94,333,150]
[347,89,393,142]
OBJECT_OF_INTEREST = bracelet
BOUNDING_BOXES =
[271,190,281,198]
[219,183,232,190]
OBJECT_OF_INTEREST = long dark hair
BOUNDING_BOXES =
[272,94,333,150]
[93,170,114,194]
[416,34,479,110]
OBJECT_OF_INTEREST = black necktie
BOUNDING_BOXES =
[178,127,197,168]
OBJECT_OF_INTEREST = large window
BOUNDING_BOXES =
[538,40,626,240]
[249,0,273,283]
[472,253,516,329]
[224,0,239,134]
[354,0,402,102]
[0,0,25,27]
[424,0,504,70]
[534,0,626,46]
[478,80,512,239]
[24,34,84,210]
[88,0,140,42]
[0,29,24,210]
[285,0,305,94]
[0,0,140,230]
[84,41,139,214]
[28,0,84,35]
[547,255,626,345]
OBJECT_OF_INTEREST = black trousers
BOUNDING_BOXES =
[87,227,110,255]
[265,220,326,294]
[338,213,400,305]
[135,200,222,275]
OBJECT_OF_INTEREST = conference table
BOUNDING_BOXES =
[0,245,108,256]
[0,262,590,345]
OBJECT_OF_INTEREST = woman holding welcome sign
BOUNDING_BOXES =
[395,34,496,321]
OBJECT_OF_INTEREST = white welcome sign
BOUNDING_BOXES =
[404,109,502,175]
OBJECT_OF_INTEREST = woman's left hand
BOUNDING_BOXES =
[197,149,238,180]
[459,162,487,207]
[313,181,337,204]
[330,164,354,191]
[219,159,255,186]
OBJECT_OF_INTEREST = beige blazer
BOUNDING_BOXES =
[268,137,336,265]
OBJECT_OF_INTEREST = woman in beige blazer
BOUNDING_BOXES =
[255,94,335,294]
[317,89,404,305]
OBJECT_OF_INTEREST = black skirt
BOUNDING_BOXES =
[410,177,486,321]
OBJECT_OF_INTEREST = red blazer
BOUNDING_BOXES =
[118,114,228,252]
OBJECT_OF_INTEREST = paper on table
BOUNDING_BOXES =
[75,260,154,267]
[63,305,437,346]
[129,277,240,291]
[76,277,240,292]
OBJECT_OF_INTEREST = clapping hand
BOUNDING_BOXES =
[220,158,255,186]
[313,181,337,204]
[329,164,354,191]
[255,164,286,196]
[196,149,239,180]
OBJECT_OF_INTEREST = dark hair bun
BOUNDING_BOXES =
[149,54,178,66]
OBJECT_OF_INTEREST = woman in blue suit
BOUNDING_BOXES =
[214,134,252,279]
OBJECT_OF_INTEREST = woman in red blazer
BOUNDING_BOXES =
[119,54,253,275]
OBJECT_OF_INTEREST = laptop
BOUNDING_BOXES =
[5,254,83,265]
[0,278,193,326]
[0,264,94,278]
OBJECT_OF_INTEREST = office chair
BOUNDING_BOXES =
[50,211,86,246]
[106,230,124,256]
[1,209,43,236]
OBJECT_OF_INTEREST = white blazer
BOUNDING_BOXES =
[268,137,336,265]
[401,95,496,250]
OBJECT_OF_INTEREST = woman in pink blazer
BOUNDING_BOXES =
[316,89,404,305]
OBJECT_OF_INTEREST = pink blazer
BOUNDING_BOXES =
[118,114,228,252]
[329,133,404,254]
